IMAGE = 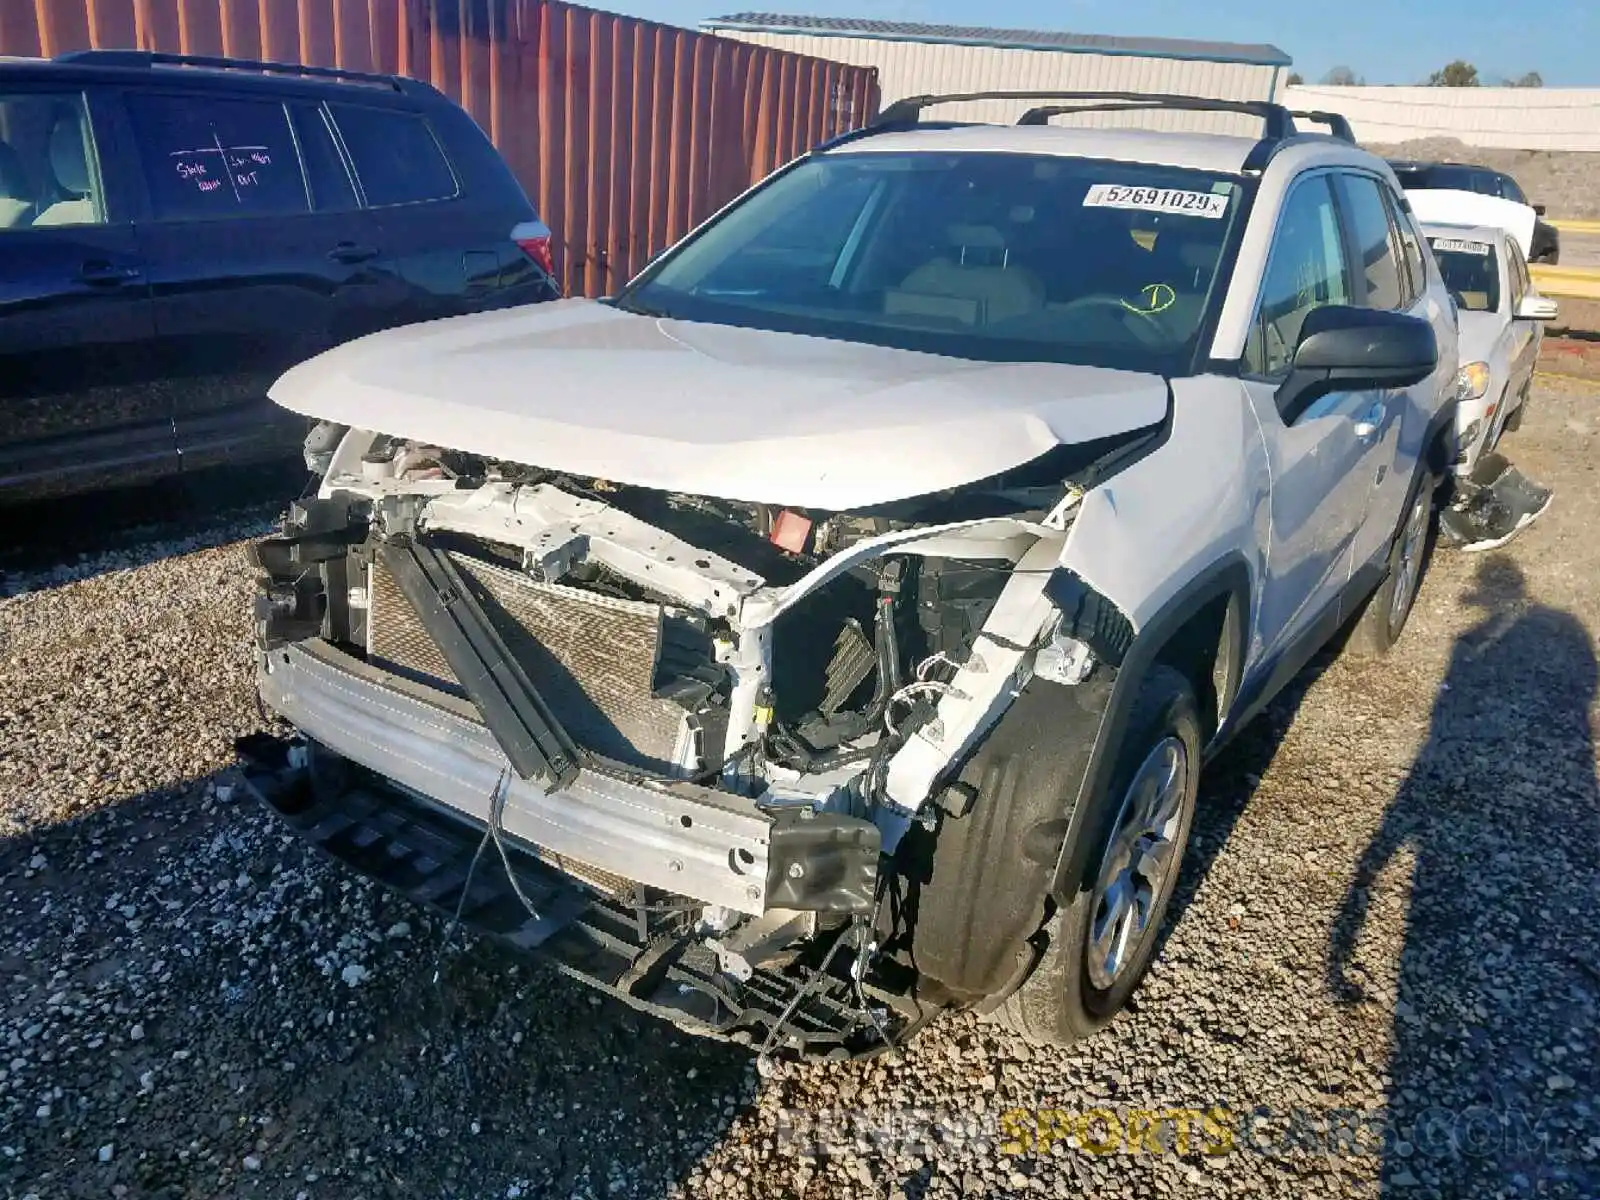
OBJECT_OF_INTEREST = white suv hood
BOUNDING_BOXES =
[270,299,1170,510]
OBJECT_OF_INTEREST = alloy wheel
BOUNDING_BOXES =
[1086,735,1190,991]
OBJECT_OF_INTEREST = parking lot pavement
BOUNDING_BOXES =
[1558,228,1600,272]
[1,370,1597,1199]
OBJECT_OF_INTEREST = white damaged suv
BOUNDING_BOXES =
[240,92,1459,1056]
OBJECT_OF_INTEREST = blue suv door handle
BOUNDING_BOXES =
[328,242,379,265]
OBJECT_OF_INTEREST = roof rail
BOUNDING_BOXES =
[873,90,1298,139]
[1290,109,1356,143]
[54,49,407,91]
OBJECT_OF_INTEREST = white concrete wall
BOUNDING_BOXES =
[1284,85,1600,152]
[711,29,1282,137]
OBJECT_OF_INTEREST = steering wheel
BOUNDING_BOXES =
[1055,286,1175,347]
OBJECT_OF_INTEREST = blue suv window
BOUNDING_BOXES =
[330,105,457,207]
[127,94,308,220]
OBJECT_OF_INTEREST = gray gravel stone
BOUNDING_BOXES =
[1,379,1598,1198]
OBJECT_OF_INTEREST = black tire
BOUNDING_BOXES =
[1503,387,1528,434]
[987,666,1201,1047]
[1347,471,1436,657]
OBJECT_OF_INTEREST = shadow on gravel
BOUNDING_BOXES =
[0,460,304,596]
[1329,558,1600,1197]
[1,763,756,1200]
[1159,646,1335,966]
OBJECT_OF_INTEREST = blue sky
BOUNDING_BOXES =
[599,0,1599,86]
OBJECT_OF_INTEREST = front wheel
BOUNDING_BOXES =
[1347,473,1435,657]
[988,666,1201,1046]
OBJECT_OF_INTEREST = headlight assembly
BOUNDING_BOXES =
[1451,361,1491,403]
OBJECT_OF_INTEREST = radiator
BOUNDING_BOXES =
[368,551,691,773]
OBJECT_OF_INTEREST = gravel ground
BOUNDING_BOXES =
[2,366,1598,1199]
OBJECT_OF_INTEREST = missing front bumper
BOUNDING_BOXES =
[233,738,889,1054]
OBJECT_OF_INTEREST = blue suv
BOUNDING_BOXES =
[0,50,557,502]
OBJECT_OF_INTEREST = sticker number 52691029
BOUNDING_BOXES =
[1082,184,1229,219]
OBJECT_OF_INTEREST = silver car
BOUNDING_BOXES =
[1423,222,1558,474]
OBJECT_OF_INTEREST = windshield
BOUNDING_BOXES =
[617,152,1248,374]
[1428,236,1500,312]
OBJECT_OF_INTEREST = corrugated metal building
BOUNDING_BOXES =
[0,0,880,296]
[702,13,1290,133]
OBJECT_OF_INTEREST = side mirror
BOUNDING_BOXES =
[1275,305,1438,423]
[1533,203,1547,216]
[1515,294,1559,322]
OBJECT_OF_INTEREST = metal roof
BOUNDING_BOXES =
[703,14,1291,67]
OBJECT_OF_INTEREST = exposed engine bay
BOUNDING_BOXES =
[240,422,1148,1056]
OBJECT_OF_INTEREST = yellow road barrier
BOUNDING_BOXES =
[1530,264,1600,300]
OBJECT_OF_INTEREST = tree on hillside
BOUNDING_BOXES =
[1321,65,1363,86]
[1287,71,1305,86]
[1427,60,1481,86]
[1507,70,1544,87]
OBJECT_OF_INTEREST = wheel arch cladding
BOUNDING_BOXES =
[899,557,1250,1001]
[1043,554,1251,901]
[897,672,1116,1001]
[1150,560,1252,747]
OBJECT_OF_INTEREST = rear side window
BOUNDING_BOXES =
[127,94,307,220]
[289,104,356,212]
[1334,174,1406,311]
[330,105,457,206]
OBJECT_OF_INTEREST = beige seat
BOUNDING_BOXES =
[888,224,1045,326]
[0,143,32,229]
[33,117,99,227]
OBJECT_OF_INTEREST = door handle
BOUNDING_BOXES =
[77,260,141,286]
[328,242,379,264]
[1353,401,1386,440]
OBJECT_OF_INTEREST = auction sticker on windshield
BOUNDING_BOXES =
[1430,238,1492,255]
[1083,184,1229,218]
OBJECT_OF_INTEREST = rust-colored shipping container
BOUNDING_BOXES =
[0,0,880,295]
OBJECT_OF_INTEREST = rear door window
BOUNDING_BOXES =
[329,105,457,207]
[126,93,307,220]
[1333,174,1406,311]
